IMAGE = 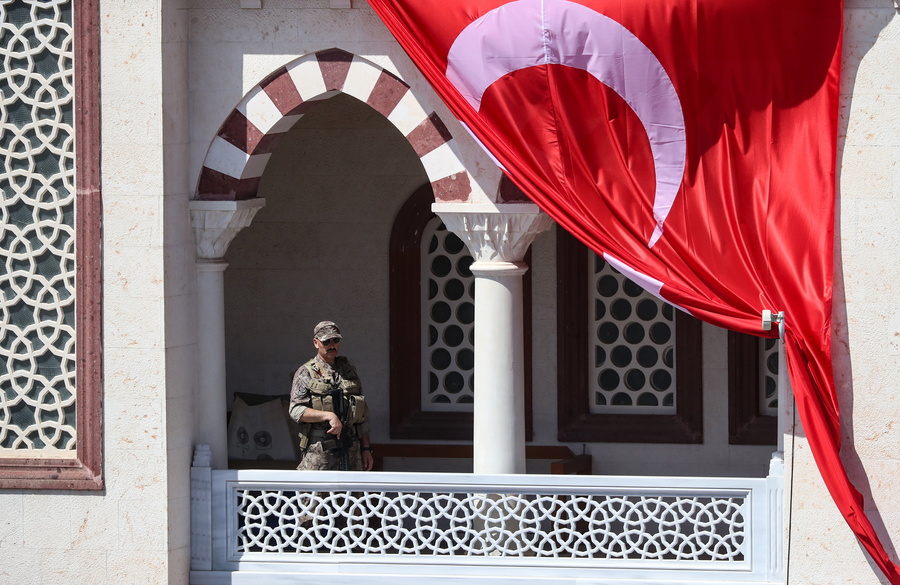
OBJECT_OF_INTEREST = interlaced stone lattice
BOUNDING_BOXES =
[236,488,747,561]
[0,0,76,452]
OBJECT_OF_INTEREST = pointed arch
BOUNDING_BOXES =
[195,48,471,203]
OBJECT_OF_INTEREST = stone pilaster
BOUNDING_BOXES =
[189,198,266,468]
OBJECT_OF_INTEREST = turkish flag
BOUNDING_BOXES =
[368,1,899,582]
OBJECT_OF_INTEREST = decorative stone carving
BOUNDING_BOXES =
[190,199,266,260]
[432,202,553,264]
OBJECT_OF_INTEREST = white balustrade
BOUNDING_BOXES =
[190,447,783,585]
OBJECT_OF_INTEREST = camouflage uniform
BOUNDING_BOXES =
[289,354,370,471]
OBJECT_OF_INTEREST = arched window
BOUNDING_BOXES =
[557,226,776,446]
[420,218,476,411]
[556,226,703,443]
[389,184,533,440]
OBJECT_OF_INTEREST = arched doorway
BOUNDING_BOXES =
[191,49,472,466]
[223,91,430,452]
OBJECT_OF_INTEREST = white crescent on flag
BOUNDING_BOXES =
[446,0,686,248]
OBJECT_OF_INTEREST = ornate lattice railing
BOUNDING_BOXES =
[236,488,747,560]
[191,447,784,584]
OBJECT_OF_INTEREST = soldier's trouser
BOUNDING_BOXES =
[295,441,364,525]
[296,441,363,471]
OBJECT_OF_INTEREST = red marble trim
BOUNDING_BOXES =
[406,112,452,158]
[431,173,471,203]
[197,49,468,204]
[261,67,304,116]
[316,48,353,91]
[234,176,262,200]
[498,174,532,202]
[197,167,260,200]
[367,70,409,117]
[0,0,104,490]
[217,109,264,153]
[197,167,241,200]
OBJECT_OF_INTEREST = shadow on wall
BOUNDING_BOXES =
[831,0,896,565]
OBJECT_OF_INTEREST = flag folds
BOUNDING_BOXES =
[368,0,899,581]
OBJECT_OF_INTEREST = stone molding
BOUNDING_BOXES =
[432,202,553,264]
[190,198,266,260]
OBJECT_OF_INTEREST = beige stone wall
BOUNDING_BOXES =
[0,0,195,583]
[784,1,900,583]
[4,0,896,584]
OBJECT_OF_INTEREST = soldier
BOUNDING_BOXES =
[289,321,374,471]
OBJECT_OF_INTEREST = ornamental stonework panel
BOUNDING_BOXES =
[0,0,76,454]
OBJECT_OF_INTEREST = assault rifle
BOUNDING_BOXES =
[324,385,353,470]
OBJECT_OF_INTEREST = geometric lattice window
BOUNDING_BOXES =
[0,0,76,455]
[389,183,531,441]
[590,253,675,414]
[0,0,102,488]
[759,338,778,416]
[557,226,702,444]
[420,218,474,412]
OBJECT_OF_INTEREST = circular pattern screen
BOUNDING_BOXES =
[421,219,475,411]
[590,254,676,414]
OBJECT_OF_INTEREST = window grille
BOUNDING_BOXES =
[420,218,474,412]
[557,227,702,444]
[759,338,778,416]
[0,0,76,455]
[589,252,675,415]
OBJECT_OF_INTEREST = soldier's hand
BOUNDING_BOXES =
[324,412,343,439]
[361,449,374,471]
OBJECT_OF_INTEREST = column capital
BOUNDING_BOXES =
[189,198,266,261]
[432,202,553,263]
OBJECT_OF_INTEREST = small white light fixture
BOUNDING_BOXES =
[331,0,352,7]
[240,0,262,8]
[761,310,785,338]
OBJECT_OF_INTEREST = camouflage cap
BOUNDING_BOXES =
[313,321,342,341]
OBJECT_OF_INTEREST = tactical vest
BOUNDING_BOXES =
[297,356,368,450]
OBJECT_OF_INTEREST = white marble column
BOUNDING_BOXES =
[433,203,553,474]
[189,199,266,469]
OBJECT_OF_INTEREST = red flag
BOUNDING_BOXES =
[368,0,899,582]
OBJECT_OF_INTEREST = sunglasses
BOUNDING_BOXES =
[321,338,341,346]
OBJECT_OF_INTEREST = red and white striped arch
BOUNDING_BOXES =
[195,48,472,202]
